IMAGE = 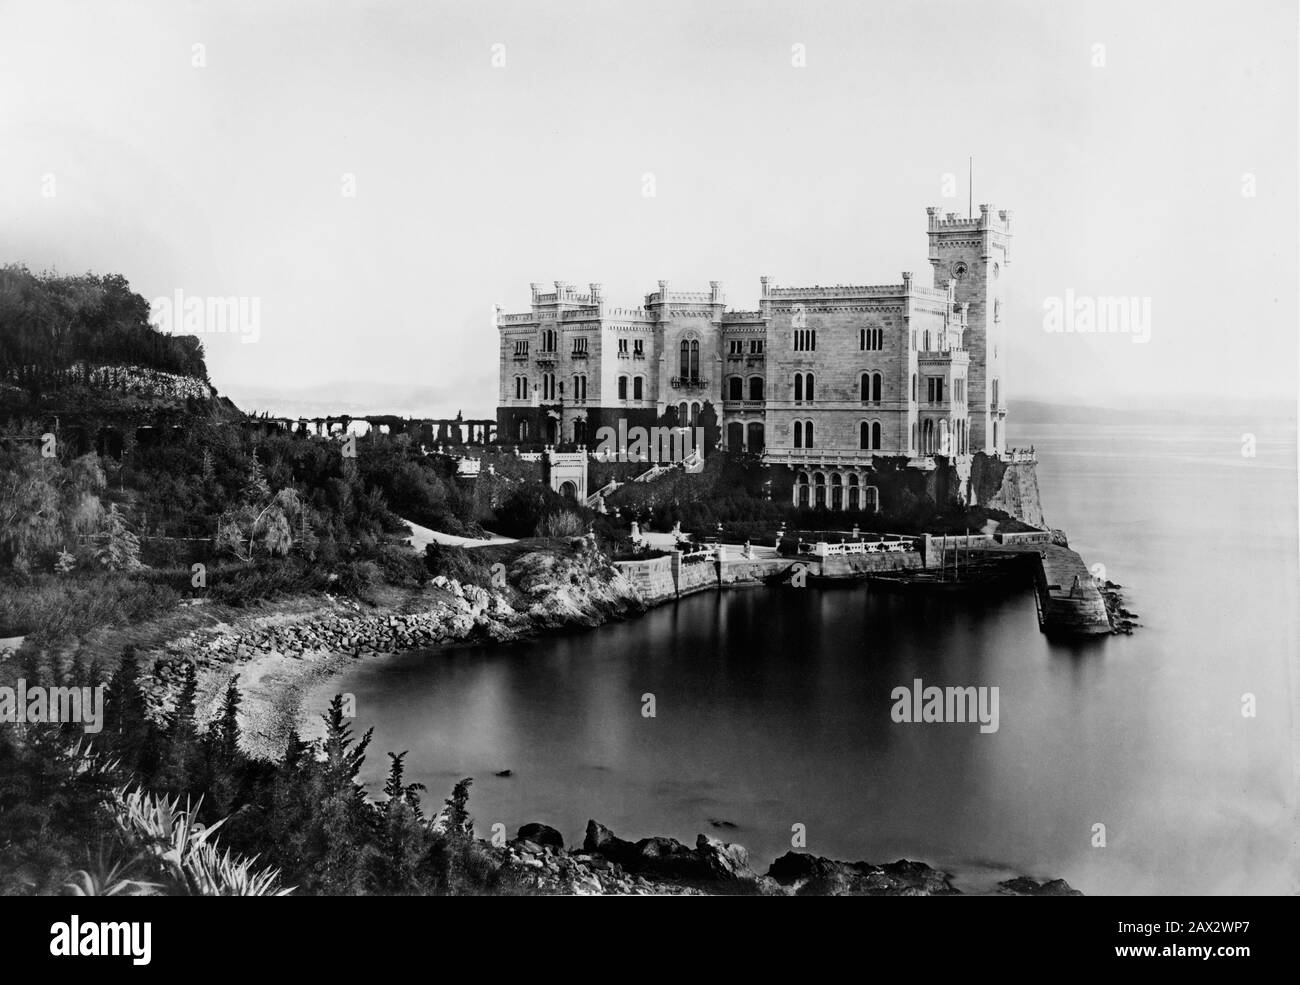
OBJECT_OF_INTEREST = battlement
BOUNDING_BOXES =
[766,279,948,301]
[926,203,1013,232]
[498,312,538,326]
[529,280,604,306]
[645,280,725,307]
[721,310,765,321]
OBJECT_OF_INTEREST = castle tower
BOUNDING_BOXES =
[926,204,1012,454]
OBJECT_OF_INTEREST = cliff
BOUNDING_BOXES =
[969,452,1046,528]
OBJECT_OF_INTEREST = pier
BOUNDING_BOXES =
[613,535,1113,637]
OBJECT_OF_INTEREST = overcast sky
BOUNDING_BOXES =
[2,0,1295,417]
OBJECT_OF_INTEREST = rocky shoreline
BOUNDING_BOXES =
[1098,579,1140,635]
[146,536,645,757]
[477,820,1081,896]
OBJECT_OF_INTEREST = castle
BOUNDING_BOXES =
[496,205,1014,511]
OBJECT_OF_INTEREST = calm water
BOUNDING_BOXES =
[328,416,1298,894]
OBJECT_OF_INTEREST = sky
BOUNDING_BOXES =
[1,0,1296,418]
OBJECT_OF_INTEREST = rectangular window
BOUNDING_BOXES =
[618,338,629,355]
[633,339,644,356]
[750,339,764,354]
[573,337,587,355]
[793,330,816,352]
[729,340,743,355]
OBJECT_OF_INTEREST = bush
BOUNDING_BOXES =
[332,560,381,600]
[0,573,178,641]
[424,543,492,588]
[535,510,586,538]
[209,559,328,607]
[373,543,428,588]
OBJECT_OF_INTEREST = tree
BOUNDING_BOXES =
[376,751,428,892]
[94,503,142,571]
[209,676,241,764]
[312,694,375,894]
[157,662,200,795]
[101,647,161,777]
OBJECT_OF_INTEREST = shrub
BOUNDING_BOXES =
[424,543,492,588]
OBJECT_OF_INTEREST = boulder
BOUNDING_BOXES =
[516,823,564,850]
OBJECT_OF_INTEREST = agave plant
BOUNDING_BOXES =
[108,785,294,896]
[63,849,161,896]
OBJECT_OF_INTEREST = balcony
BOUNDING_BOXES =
[764,447,880,467]
[570,350,588,360]
[534,355,557,369]
[670,376,711,390]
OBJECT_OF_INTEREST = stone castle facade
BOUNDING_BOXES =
[496,205,1013,510]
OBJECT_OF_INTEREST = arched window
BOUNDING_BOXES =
[805,420,814,448]
[872,373,882,403]
[864,486,879,513]
[573,420,587,444]
[795,472,810,507]
[813,472,826,508]
[805,373,814,401]
[690,339,699,379]
[517,419,530,441]
[617,376,627,400]
[872,421,882,450]
[860,373,871,401]
[794,374,803,402]
[680,339,690,378]
[911,421,917,452]
[860,421,871,450]
[793,420,803,448]
[911,373,917,402]
[749,377,764,400]
[848,473,860,511]
[690,402,700,425]
[633,376,644,400]
[678,401,688,424]
[729,376,743,400]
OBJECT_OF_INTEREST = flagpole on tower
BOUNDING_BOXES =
[968,156,973,219]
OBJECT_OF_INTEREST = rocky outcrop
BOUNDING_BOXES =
[970,453,1046,529]
[998,876,1084,896]
[767,852,958,896]
[479,820,1081,897]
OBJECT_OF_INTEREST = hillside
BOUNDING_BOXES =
[0,264,241,426]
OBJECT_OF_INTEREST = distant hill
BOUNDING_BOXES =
[1011,397,1295,427]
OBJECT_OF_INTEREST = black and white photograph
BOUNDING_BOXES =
[0,0,1295,961]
